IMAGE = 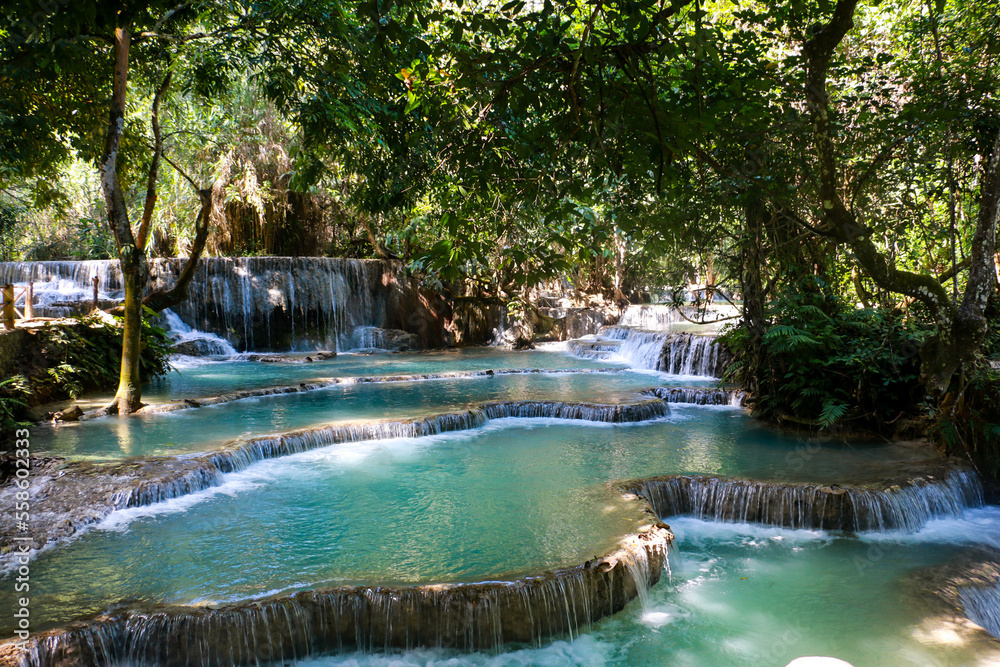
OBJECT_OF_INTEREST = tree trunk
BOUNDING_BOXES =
[114,252,145,412]
[143,189,213,312]
[739,196,769,400]
[852,267,872,308]
[801,0,998,398]
[99,27,146,414]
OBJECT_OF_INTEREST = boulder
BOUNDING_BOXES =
[172,338,234,357]
[52,405,84,422]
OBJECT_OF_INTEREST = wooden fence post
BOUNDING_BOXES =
[24,282,33,320]
[2,284,14,329]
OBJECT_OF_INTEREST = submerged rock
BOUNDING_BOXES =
[905,546,1000,657]
[0,455,222,575]
[352,326,422,351]
[171,338,233,357]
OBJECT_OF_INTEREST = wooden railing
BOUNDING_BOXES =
[1,282,34,329]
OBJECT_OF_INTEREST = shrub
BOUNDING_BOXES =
[0,376,30,440]
[934,366,1000,480]
[722,278,929,432]
[3,312,173,407]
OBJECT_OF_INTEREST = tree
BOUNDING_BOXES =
[1,0,385,412]
[453,0,993,383]
[800,0,999,399]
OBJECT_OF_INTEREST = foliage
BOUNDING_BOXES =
[0,203,22,261]
[0,376,30,440]
[722,278,929,431]
[13,314,172,404]
[935,366,1000,479]
[0,0,998,449]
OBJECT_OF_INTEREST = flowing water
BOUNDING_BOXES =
[0,258,418,351]
[4,260,1000,665]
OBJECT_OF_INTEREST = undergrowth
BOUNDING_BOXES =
[0,313,172,438]
[721,278,929,433]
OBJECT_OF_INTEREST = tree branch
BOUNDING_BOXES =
[802,0,954,322]
[160,151,201,191]
[136,70,173,251]
[142,190,213,312]
[153,3,191,33]
[99,27,135,255]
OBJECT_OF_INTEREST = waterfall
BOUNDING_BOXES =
[0,258,438,352]
[161,309,238,357]
[482,400,669,423]
[0,260,123,317]
[6,526,672,665]
[349,326,421,352]
[658,332,726,376]
[642,386,745,406]
[353,325,389,349]
[619,468,984,533]
[109,399,672,510]
[150,257,388,352]
[961,581,1000,638]
[612,328,674,371]
[569,326,729,377]
[565,338,623,361]
[618,305,680,330]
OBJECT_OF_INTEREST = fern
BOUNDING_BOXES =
[0,376,30,436]
[818,399,849,428]
[764,324,820,350]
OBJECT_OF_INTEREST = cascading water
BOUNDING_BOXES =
[621,469,984,533]
[5,263,1000,667]
[642,385,745,406]
[121,401,666,506]
[152,257,391,351]
[618,304,680,330]
[961,581,1000,637]
[0,258,441,352]
[618,302,739,329]
[7,526,672,666]
[0,260,123,317]
[660,332,726,376]
[160,309,238,357]
[569,326,729,377]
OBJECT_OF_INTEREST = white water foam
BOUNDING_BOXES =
[856,505,1000,548]
[89,411,680,533]
[291,635,614,666]
[162,308,239,358]
[667,517,833,549]
[93,429,492,532]
[97,474,266,531]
